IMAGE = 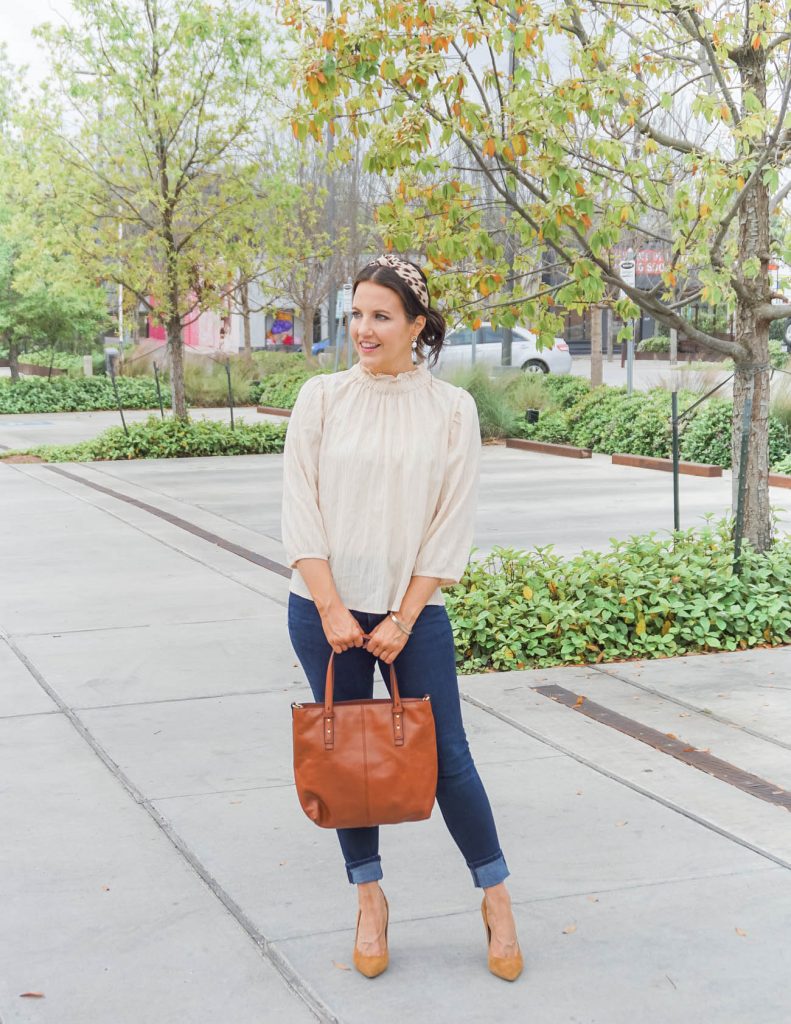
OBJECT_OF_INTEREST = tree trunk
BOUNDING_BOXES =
[301,303,319,369]
[731,317,772,553]
[302,304,316,355]
[729,44,773,554]
[7,338,20,382]
[167,315,188,419]
[590,306,603,388]
[241,280,252,360]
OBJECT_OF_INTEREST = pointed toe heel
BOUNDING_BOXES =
[353,894,389,979]
[481,897,524,982]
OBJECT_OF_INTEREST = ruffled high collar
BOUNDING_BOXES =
[352,360,432,393]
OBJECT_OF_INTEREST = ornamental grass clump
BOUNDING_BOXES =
[446,519,791,672]
[449,366,522,439]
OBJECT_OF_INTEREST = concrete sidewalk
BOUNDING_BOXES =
[1,451,790,1023]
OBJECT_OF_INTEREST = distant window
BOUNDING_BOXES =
[479,327,505,345]
[447,329,474,346]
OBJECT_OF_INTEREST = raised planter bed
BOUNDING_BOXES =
[612,453,722,477]
[0,360,67,377]
[505,438,592,459]
[769,473,791,490]
[256,405,292,418]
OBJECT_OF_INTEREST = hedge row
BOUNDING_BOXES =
[0,376,167,414]
[0,415,287,461]
[522,387,791,469]
[446,519,791,672]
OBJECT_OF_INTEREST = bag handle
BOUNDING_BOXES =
[322,634,405,750]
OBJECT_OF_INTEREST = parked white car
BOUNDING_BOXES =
[436,322,572,375]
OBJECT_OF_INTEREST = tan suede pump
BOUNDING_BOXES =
[481,897,524,982]
[353,893,389,978]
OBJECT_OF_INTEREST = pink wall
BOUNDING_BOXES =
[147,305,212,347]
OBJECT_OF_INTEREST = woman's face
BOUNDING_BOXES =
[350,281,426,375]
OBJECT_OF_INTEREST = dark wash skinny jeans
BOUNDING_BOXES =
[287,593,510,887]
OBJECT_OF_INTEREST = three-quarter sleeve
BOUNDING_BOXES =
[412,389,481,586]
[281,374,331,568]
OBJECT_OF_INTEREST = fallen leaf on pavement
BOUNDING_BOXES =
[735,928,747,937]
[574,695,585,707]
[20,992,45,998]
[332,961,351,971]
[562,923,577,934]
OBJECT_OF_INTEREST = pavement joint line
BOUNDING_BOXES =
[0,628,339,1024]
[149,781,296,802]
[590,661,791,753]
[44,464,292,577]
[18,459,791,799]
[72,460,286,547]
[269,863,781,943]
[74,686,301,712]
[5,463,288,608]
[11,614,265,639]
[461,690,791,872]
[0,708,62,721]
[534,683,791,811]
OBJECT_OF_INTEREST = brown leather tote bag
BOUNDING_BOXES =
[291,639,438,829]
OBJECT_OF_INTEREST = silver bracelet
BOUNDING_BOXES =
[389,612,413,636]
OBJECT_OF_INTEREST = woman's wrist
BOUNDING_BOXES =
[389,612,413,636]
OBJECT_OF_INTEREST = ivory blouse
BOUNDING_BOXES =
[281,360,481,613]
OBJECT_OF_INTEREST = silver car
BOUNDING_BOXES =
[436,322,572,375]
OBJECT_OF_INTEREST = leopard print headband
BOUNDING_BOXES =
[369,254,430,310]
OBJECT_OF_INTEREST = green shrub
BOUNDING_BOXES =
[604,390,676,458]
[446,520,791,672]
[680,399,791,468]
[0,415,287,462]
[251,350,307,376]
[769,338,788,370]
[637,335,670,353]
[254,368,327,409]
[541,374,591,409]
[0,376,168,414]
[772,454,791,474]
[564,386,633,450]
[520,409,572,444]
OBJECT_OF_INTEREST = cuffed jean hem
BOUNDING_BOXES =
[346,856,383,885]
[469,853,510,889]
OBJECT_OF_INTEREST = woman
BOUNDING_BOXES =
[282,254,522,981]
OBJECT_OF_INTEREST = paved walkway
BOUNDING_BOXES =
[1,444,790,1023]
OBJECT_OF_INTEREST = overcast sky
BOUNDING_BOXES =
[1,0,74,86]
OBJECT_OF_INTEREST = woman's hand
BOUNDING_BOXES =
[319,599,366,654]
[364,615,410,665]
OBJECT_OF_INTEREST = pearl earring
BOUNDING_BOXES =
[411,337,418,365]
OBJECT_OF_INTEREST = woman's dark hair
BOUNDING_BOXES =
[352,259,446,367]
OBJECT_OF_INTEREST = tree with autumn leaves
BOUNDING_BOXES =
[281,0,791,552]
[34,0,279,420]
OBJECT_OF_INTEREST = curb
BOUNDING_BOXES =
[505,438,592,459]
[612,453,722,477]
[256,405,292,417]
